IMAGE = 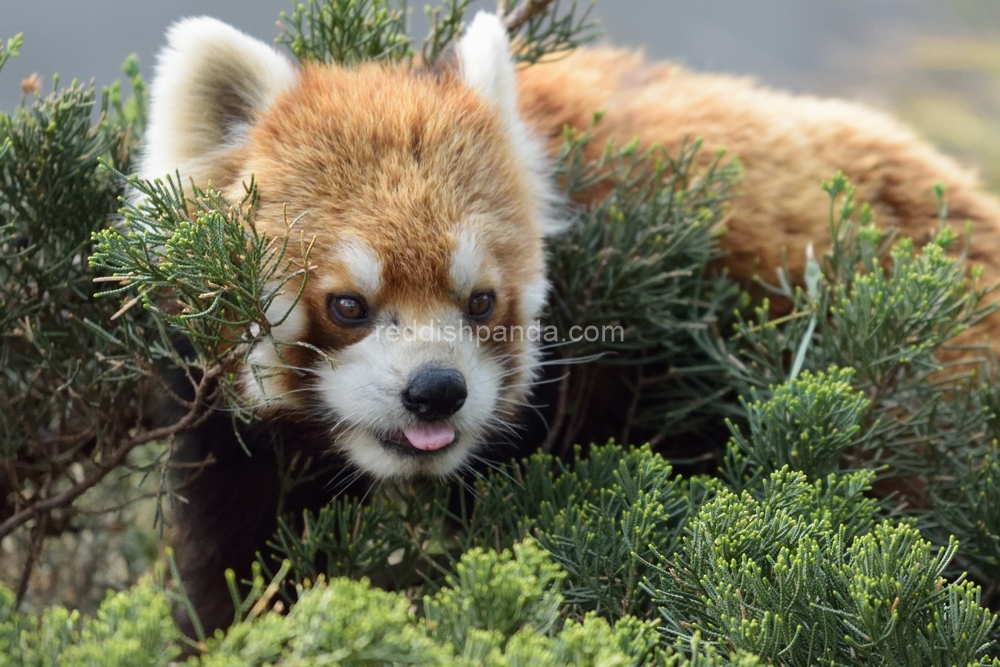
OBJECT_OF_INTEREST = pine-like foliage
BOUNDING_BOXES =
[544,126,744,456]
[716,176,1000,593]
[0,47,151,601]
[2,1,1000,665]
[276,0,598,67]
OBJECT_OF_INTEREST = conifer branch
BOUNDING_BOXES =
[0,364,220,542]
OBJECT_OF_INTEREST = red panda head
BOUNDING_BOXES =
[141,14,564,478]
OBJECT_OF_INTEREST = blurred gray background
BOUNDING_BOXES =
[4,0,1000,188]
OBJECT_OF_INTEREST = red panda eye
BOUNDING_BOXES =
[468,291,495,319]
[327,294,369,325]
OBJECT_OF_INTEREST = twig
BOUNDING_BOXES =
[0,364,222,542]
[13,505,47,610]
[500,0,559,34]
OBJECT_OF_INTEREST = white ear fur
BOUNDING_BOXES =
[139,17,296,187]
[457,12,568,236]
[457,13,520,125]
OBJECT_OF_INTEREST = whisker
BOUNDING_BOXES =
[465,453,522,489]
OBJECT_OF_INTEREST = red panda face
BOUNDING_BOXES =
[141,14,564,478]
[237,65,550,477]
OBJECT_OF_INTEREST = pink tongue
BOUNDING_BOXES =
[402,423,456,451]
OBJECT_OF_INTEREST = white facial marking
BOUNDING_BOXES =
[450,227,501,296]
[327,239,383,297]
[450,229,482,296]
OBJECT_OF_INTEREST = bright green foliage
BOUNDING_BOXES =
[107,54,148,135]
[725,367,871,486]
[0,33,21,73]
[0,542,666,666]
[425,539,566,649]
[654,634,762,667]
[647,468,998,665]
[0,576,181,667]
[201,577,444,666]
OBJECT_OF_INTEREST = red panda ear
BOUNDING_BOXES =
[456,12,519,128]
[140,17,296,189]
[456,13,568,237]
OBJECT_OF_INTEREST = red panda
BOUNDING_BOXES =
[140,12,1000,635]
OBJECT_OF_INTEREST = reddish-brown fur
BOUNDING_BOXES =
[518,48,1000,351]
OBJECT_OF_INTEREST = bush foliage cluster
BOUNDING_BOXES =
[2,1,1000,664]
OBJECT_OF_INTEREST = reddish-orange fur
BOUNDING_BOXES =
[518,48,1000,351]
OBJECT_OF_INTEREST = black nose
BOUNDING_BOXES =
[402,367,467,421]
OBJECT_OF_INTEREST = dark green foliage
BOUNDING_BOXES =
[925,439,1000,587]
[549,130,741,359]
[0,57,152,584]
[89,175,312,425]
[727,176,990,390]
[545,125,745,452]
[1,78,134,458]
[277,0,411,65]
[647,469,997,665]
[724,367,871,486]
[264,444,715,624]
[275,0,599,68]
[503,0,600,66]
[458,444,715,622]
[421,0,473,65]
